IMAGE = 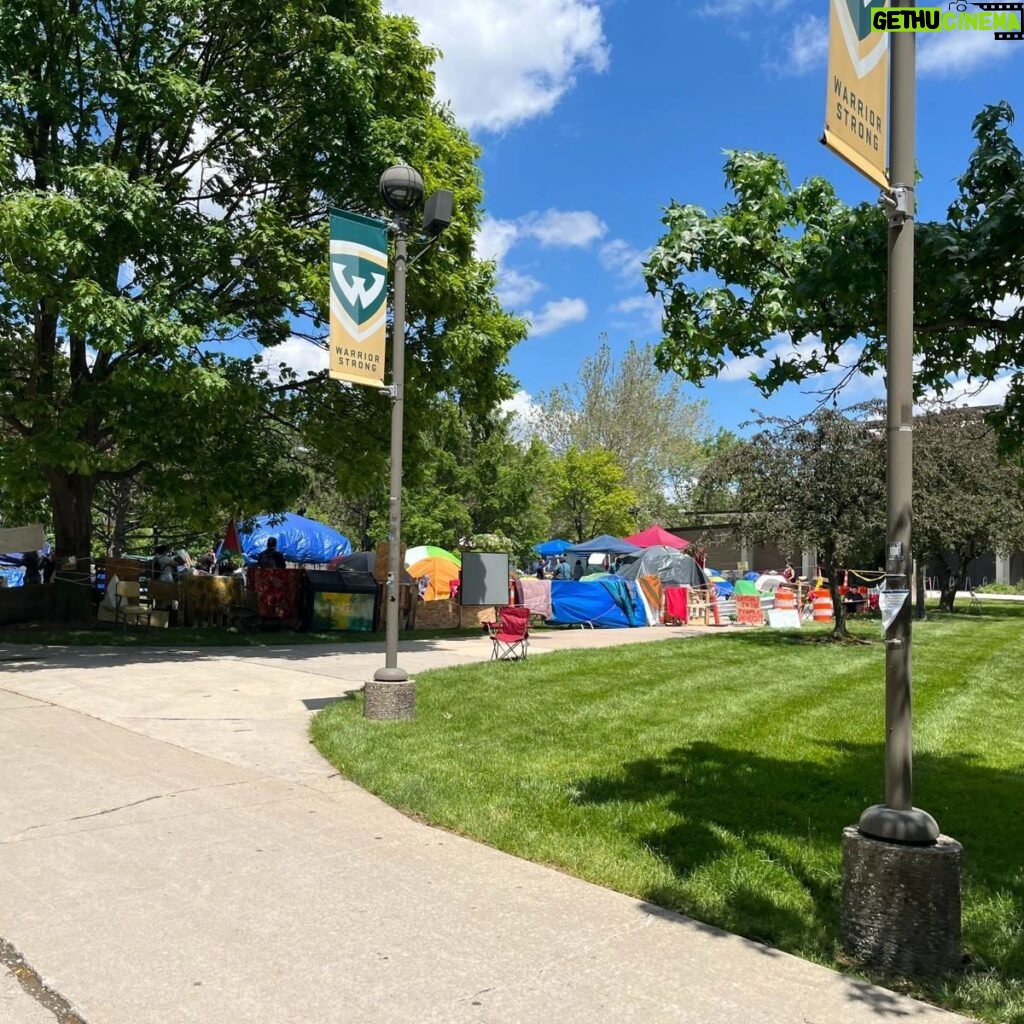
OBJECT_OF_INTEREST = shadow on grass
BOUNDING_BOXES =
[574,740,1024,981]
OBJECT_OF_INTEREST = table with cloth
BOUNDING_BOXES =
[246,567,302,622]
[181,574,243,626]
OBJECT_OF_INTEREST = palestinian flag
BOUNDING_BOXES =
[216,518,243,560]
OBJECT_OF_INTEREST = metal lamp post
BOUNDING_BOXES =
[363,165,452,721]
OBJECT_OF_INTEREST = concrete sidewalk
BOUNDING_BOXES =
[0,631,970,1023]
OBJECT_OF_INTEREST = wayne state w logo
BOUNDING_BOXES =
[839,0,889,76]
[330,243,388,342]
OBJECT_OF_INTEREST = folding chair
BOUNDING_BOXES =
[114,581,151,629]
[486,605,530,661]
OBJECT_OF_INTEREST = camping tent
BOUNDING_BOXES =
[406,555,461,601]
[405,545,460,567]
[328,550,413,584]
[622,524,690,550]
[548,577,646,628]
[615,546,708,588]
[564,534,641,560]
[238,513,351,565]
[534,538,571,557]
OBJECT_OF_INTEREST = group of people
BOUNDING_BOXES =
[148,536,286,580]
[533,555,623,580]
[17,549,56,586]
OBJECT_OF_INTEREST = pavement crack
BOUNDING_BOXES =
[3,778,262,841]
[0,936,88,1023]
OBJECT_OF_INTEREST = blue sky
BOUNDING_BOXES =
[373,0,1024,435]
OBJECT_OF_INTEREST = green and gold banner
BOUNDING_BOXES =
[824,0,890,189]
[329,209,389,387]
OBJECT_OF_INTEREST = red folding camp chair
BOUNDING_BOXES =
[486,605,530,661]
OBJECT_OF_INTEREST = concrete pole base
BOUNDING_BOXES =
[841,826,963,975]
[363,679,416,720]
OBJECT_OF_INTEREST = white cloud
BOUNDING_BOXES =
[474,217,521,264]
[526,297,588,336]
[774,15,828,75]
[919,29,1014,77]
[497,268,544,307]
[521,209,607,247]
[385,0,609,133]
[611,293,662,334]
[701,0,795,15]
[600,239,648,282]
[265,336,328,381]
[719,353,769,382]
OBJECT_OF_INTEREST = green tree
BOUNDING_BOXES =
[914,404,1024,612]
[547,447,640,544]
[699,409,885,638]
[0,0,522,615]
[530,340,714,522]
[643,104,1024,425]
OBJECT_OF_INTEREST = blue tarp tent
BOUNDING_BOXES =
[564,534,641,560]
[534,538,571,557]
[239,513,351,565]
[548,578,646,628]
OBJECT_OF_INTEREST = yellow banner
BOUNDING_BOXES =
[824,0,890,189]
[328,209,389,387]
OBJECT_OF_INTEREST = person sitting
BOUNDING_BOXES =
[256,536,286,569]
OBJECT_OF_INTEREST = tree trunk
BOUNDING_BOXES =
[48,470,96,623]
[938,556,961,613]
[914,557,927,620]
[823,546,848,638]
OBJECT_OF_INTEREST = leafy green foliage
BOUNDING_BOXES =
[644,104,1024,425]
[546,446,640,543]
[529,339,716,521]
[914,404,1024,611]
[0,0,523,564]
[699,408,886,636]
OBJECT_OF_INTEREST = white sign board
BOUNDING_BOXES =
[0,525,45,552]
[768,608,802,629]
[879,589,909,635]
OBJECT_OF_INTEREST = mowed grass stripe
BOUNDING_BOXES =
[311,605,1024,1024]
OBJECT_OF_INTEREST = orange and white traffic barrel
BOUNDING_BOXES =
[812,589,834,622]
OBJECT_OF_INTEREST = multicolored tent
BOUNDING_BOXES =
[406,555,460,601]
[404,545,460,567]
[622,524,690,550]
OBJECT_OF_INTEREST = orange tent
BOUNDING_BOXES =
[406,555,461,601]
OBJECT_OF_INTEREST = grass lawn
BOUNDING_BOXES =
[0,622,490,647]
[312,605,1024,1023]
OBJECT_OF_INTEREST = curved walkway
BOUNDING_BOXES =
[0,629,969,1023]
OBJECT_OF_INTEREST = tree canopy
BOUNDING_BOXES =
[643,103,1023,428]
[528,340,716,521]
[699,408,885,637]
[0,0,523,601]
[914,404,1024,610]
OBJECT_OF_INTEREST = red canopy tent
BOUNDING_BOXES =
[623,524,690,550]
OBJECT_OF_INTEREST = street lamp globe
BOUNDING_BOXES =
[379,165,424,213]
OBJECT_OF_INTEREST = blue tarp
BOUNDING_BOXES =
[239,513,352,565]
[712,579,735,597]
[564,534,641,560]
[548,578,646,628]
[534,538,572,557]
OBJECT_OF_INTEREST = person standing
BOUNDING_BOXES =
[19,550,42,585]
[572,559,584,581]
[553,556,572,580]
[257,536,286,569]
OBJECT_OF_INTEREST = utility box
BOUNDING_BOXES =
[459,552,509,606]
